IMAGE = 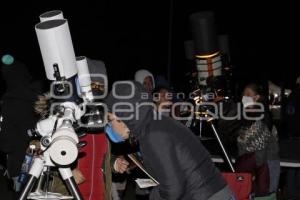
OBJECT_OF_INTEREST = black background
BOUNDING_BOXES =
[1,0,300,94]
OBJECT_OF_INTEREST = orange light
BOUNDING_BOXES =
[195,51,220,59]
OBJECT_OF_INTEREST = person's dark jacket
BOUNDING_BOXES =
[216,100,241,156]
[0,173,14,200]
[0,60,40,177]
[284,86,300,138]
[106,81,230,200]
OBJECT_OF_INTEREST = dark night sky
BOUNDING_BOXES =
[1,1,300,94]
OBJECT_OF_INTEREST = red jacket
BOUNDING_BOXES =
[78,133,108,200]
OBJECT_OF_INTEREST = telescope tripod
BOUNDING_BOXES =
[205,118,235,172]
[19,157,83,200]
[195,111,235,172]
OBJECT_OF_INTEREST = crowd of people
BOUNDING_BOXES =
[1,54,300,200]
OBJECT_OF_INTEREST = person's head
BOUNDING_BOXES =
[242,83,272,128]
[143,76,154,92]
[86,58,107,98]
[134,69,155,93]
[153,87,172,105]
[242,83,266,114]
[153,87,172,115]
[243,83,263,103]
[107,112,130,140]
[105,81,154,141]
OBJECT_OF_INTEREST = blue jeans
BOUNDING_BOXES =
[267,160,280,193]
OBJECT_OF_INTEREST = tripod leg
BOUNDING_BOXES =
[199,119,203,138]
[43,166,51,194]
[19,158,44,200]
[58,167,83,200]
[33,171,45,193]
[208,119,235,172]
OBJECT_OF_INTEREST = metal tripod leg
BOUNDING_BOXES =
[34,171,45,193]
[199,119,203,138]
[19,158,45,200]
[59,168,83,200]
[207,118,235,173]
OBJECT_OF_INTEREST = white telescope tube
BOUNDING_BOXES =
[39,10,64,22]
[35,19,77,80]
[76,56,93,101]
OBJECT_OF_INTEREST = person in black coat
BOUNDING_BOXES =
[0,57,40,180]
[105,81,233,200]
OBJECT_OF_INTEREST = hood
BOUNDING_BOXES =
[105,81,154,138]
[134,69,155,89]
[86,58,107,84]
[86,58,107,97]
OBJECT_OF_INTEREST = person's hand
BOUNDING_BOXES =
[114,157,129,174]
[72,168,85,185]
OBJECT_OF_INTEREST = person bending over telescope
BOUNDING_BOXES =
[104,81,234,200]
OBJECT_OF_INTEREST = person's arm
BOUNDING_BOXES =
[145,132,185,200]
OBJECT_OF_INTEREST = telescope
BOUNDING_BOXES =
[19,11,106,200]
[189,11,222,86]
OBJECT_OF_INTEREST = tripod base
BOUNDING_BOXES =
[18,158,83,200]
[27,191,73,199]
